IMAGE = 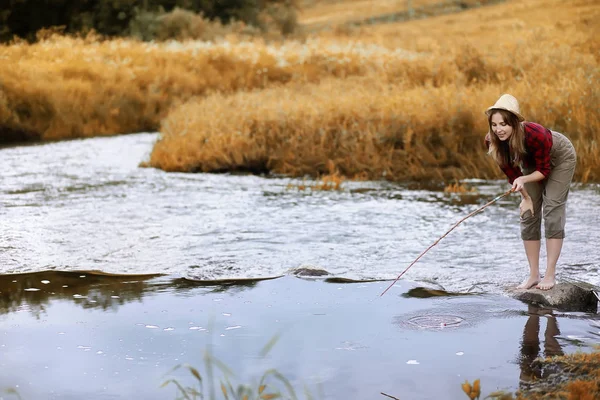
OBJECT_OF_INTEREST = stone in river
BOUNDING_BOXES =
[507,279,599,312]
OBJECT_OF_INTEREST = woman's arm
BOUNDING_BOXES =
[512,171,545,193]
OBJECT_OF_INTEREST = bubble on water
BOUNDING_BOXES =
[145,325,159,329]
[96,351,104,355]
[189,326,202,330]
[223,313,231,316]
[406,360,420,365]
[41,280,50,284]
[163,327,175,331]
[111,295,120,299]
[456,352,464,356]
[24,288,40,292]
[73,294,87,299]
[77,346,91,351]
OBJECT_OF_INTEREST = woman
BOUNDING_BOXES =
[484,94,577,290]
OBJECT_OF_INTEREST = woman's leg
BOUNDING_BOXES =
[519,240,541,289]
[537,133,577,290]
[518,180,544,289]
[538,239,563,290]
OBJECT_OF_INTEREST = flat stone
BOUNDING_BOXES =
[507,280,599,312]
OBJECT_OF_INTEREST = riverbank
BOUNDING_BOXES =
[1,0,598,182]
[1,270,599,399]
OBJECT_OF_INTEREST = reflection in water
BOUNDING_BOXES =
[0,271,270,318]
[518,305,564,387]
[0,271,164,317]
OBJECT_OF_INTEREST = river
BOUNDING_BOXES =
[1,133,600,400]
[1,132,599,290]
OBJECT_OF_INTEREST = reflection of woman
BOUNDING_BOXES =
[484,94,577,290]
[519,305,563,385]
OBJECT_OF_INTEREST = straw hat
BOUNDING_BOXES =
[485,94,525,122]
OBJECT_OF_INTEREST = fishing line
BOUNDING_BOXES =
[380,188,515,296]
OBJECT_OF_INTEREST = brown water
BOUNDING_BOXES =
[1,271,600,400]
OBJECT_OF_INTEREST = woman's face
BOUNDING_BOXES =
[491,112,513,141]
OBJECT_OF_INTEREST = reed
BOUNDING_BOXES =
[1,0,598,182]
[0,33,416,142]
[147,0,600,182]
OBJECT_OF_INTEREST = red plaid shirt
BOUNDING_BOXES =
[485,122,553,184]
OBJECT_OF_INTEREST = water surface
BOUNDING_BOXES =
[1,271,599,400]
[1,133,598,291]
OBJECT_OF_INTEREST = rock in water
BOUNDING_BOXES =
[291,267,331,277]
[508,280,599,312]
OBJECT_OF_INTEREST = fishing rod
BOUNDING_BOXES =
[380,188,515,296]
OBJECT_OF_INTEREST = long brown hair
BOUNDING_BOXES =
[487,109,526,167]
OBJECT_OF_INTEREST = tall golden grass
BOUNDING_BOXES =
[1,0,598,182]
[0,32,415,141]
[147,0,599,182]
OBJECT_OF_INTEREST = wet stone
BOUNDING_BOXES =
[508,280,599,312]
[291,267,331,277]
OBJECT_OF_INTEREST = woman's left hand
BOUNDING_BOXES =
[520,197,534,217]
[512,176,527,192]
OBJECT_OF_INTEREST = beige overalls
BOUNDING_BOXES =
[521,131,577,240]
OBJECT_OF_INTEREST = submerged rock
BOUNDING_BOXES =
[290,267,331,277]
[508,280,599,312]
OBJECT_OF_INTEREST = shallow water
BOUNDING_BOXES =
[2,134,600,399]
[1,271,600,400]
[1,133,599,292]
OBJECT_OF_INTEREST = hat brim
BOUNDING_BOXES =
[485,107,525,122]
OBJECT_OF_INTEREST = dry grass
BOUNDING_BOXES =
[481,348,600,399]
[298,0,442,27]
[0,33,416,141]
[147,0,599,182]
[146,0,599,182]
[1,0,598,182]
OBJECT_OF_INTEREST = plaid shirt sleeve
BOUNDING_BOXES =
[523,122,553,178]
[484,133,523,184]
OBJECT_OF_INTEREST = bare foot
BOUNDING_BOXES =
[517,276,540,289]
[536,277,556,290]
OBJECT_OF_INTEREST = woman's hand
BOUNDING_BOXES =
[520,197,534,217]
[512,176,527,192]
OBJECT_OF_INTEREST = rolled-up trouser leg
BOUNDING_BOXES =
[520,131,576,240]
[521,179,544,240]
[543,133,576,239]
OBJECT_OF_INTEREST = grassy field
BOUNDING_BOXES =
[1,0,598,182]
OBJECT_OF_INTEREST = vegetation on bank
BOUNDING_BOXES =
[147,0,599,182]
[0,0,300,43]
[460,348,600,399]
[0,0,598,182]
